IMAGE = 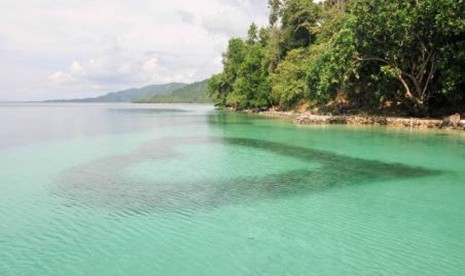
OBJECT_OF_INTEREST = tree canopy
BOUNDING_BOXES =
[208,0,465,117]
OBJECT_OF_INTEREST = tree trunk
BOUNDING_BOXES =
[397,73,429,117]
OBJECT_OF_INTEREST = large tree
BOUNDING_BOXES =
[270,48,312,109]
[280,0,322,52]
[207,39,246,106]
[351,0,465,115]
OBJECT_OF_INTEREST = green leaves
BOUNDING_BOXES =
[270,48,311,109]
[208,35,270,110]
[350,0,465,115]
[380,66,401,79]
[209,0,465,116]
[307,16,357,104]
[280,0,322,51]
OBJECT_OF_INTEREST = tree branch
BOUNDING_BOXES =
[421,55,437,99]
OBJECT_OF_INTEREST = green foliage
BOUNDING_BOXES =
[270,48,311,109]
[307,14,357,104]
[268,0,282,26]
[280,0,321,51]
[314,3,347,44]
[229,44,270,109]
[223,38,246,82]
[142,80,210,103]
[208,29,270,110]
[264,26,282,74]
[258,27,270,47]
[208,0,324,110]
[209,0,465,116]
[58,83,186,103]
[208,39,246,107]
[207,73,230,106]
[350,0,465,114]
[247,23,259,45]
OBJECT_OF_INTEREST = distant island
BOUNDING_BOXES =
[47,80,210,104]
[134,80,210,104]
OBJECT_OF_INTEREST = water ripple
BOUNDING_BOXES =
[53,137,441,215]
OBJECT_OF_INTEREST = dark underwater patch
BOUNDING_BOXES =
[53,136,441,214]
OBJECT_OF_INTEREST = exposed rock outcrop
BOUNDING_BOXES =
[441,113,461,128]
[295,114,443,129]
[252,110,464,131]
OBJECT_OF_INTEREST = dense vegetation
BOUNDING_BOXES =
[208,0,465,117]
[135,80,210,103]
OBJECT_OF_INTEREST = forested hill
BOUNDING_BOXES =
[134,79,210,103]
[208,0,465,117]
[47,82,187,103]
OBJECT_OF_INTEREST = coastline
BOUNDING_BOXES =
[245,109,465,131]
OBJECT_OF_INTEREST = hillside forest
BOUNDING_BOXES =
[207,0,465,117]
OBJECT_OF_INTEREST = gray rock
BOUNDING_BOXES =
[441,113,461,128]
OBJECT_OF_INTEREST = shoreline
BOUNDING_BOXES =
[247,109,465,131]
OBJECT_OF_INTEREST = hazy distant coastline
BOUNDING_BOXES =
[44,80,209,104]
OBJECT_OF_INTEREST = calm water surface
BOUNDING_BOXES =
[1,103,465,275]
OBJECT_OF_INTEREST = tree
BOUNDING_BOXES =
[270,48,312,109]
[268,0,282,26]
[280,0,322,52]
[223,38,246,82]
[307,20,357,104]
[247,23,258,45]
[208,0,465,116]
[207,39,246,107]
[207,73,230,106]
[351,0,465,115]
[209,31,269,110]
[258,27,270,47]
[230,44,270,109]
[264,26,282,74]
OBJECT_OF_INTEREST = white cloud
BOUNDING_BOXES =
[48,72,73,86]
[0,0,268,101]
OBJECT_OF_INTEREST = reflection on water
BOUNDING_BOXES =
[108,108,188,114]
[0,103,213,149]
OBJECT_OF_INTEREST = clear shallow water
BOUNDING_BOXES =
[1,103,465,275]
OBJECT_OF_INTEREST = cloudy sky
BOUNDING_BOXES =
[0,0,268,101]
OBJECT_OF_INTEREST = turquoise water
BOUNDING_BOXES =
[1,103,465,275]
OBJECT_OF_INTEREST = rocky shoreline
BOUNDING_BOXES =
[254,110,465,131]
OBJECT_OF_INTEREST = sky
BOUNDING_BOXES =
[0,0,269,101]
